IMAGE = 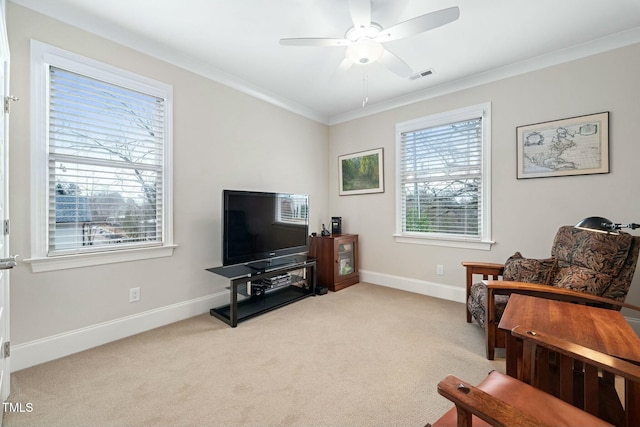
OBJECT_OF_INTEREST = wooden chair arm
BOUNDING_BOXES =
[462,262,505,293]
[462,262,505,324]
[462,261,504,274]
[436,375,550,427]
[511,326,640,380]
[485,280,640,312]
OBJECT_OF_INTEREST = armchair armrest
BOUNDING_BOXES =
[462,261,505,270]
[462,262,504,292]
[461,261,505,279]
[436,374,550,427]
[462,261,504,323]
[485,280,640,312]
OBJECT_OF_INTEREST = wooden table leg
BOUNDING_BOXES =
[521,340,534,384]
[558,353,573,404]
[583,364,599,416]
[505,333,519,378]
[626,379,640,427]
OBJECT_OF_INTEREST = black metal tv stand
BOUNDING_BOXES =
[206,255,316,327]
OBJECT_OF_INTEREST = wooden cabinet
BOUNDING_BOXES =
[309,234,359,292]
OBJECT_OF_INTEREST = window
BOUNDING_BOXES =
[28,41,175,272]
[395,103,493,250]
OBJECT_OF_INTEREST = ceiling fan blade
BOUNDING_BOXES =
[330,57,354,81]
[337,57,353,72]
[279,38,350,47]
[349,0,371,29]
[378,49,413,78]
[376,6,460,43]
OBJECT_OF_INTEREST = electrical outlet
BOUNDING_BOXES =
[436,264,444,275]
[129,287,141,303]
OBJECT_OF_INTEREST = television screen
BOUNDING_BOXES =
[222,190,309,267]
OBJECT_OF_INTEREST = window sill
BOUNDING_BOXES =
[24,244,178,273]
[393,234,494,251]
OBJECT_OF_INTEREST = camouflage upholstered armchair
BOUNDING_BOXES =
[463,225,640,359]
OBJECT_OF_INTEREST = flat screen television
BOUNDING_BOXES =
[222,190,309,267]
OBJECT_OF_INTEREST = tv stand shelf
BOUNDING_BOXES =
[206,255,316,327]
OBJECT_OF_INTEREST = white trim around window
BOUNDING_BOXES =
[25,40,176,272]
[394,103,494,251]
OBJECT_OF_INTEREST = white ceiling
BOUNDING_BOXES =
[11,0,640,124]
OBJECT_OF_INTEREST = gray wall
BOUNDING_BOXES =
[8,4,329,351]
[329,42,640,326]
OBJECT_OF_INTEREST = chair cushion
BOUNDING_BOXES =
[468,253,555,329]
[602,235,640,301]
[502,251,557,284]
[468,282,509,329]
[549,226,636,298]
[429,371,612,427]
[552,225,632,277]
[553,264,613,295]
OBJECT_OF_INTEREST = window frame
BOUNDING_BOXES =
[27,40,176,272]
[394,103,493,250]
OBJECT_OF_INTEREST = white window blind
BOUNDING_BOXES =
[48,66,165,255]
[276,194,308,224]
[399,116,483,238]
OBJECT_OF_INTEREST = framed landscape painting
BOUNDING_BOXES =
[516,112,609,179]
[339,148,384,195]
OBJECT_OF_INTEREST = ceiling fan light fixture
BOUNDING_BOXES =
[346,39,384,64]
[345,23,382,41]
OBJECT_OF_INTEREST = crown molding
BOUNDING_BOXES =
[10,0,331,124]
[328,26,640,125]
[12,0,640,126]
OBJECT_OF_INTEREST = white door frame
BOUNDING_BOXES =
[0,0,12,410]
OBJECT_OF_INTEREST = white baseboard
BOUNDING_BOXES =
[10,291,229,372]
[11,271,640,372]
[360,269,465,303]
[12,271,457,372]
[361,269,640,335]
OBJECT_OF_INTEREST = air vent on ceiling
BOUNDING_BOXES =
[409,69,434,80]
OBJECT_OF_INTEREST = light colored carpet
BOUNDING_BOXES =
[4,283,503,427]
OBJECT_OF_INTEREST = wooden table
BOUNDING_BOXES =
[499,294,640,374]
[499,294,640,426]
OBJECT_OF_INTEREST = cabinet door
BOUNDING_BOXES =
[335,236,358,280]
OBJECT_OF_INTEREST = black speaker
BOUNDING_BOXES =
[331,217,342,235]
[315,285,328,295]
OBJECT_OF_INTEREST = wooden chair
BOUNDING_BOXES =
[427,372,613,427]
[510,325,640,427]
[427,326,640,427]
[463,225,640,359]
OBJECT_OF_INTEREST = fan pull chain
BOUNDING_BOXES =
[361,73,369,107]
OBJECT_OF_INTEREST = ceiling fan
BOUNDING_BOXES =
[279,0,460,78]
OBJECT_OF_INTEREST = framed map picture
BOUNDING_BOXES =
[516,112,609,179]
[339,148,384,195]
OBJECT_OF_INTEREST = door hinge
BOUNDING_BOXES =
[4,95,18,114]
[3,219,8,235]
[3,342,9,358]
